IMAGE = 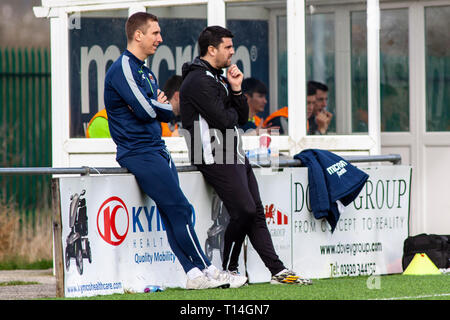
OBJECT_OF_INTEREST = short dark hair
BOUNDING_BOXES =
[198,26,234,57]
[163,75,183,100]
[125,12,158,43]
[308,80,328,92]
[242,78,268,96]
[307,81,317,96]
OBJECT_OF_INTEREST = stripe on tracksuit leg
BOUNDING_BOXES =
[226,241,236,270]
[185,224,208,268]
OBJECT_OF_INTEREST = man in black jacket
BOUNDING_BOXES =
[180,26,311,285]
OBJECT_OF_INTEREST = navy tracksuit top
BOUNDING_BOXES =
[104,50,174,161]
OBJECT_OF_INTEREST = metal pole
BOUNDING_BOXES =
[0,154,402,175]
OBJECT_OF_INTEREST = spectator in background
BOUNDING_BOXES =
[241,77,282,135]
[237,79,330,136]
[86,108,111,138]
[240,77,267,132]
[308,81,333,135]
[161,75,183,137]
[262,82,318,135]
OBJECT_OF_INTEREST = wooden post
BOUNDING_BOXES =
[51,178,64,297]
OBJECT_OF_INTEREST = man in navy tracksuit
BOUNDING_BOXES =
[103,12,245,289]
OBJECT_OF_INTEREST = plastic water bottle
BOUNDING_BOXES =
[258,134,271,162]
[144,285,164,293]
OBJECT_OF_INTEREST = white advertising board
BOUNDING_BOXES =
[58,165,411,296]
[59,172,243,297]
[60,174,187,297]
[247,165,411,281]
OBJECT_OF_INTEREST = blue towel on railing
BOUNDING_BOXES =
[294,149,369,232]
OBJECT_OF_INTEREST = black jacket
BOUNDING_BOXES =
[180,57,249,165]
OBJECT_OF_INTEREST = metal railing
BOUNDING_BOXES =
[0,154,402,176]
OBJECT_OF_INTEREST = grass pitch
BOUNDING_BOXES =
[71,274,449,300]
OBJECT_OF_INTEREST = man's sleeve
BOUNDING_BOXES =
[230,93,249,126]
[110,55,174,123]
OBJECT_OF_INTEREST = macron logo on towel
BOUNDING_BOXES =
[326,160,348,177]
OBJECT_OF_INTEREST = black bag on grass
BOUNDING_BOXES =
[402,233,450,270]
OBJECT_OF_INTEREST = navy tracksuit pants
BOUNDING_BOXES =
[118,149,211,274]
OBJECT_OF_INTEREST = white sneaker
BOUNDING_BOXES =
[210,269,248,289]
[186,274,230,290]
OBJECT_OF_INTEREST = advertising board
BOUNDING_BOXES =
[58,166,411,296]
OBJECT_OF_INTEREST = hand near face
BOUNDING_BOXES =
[227,64,243,92]
[315,110,333,134]
[157,89,168,104]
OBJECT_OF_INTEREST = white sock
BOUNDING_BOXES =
[186,267,204,280]
[275,269,288,276]
[204,264,219,277]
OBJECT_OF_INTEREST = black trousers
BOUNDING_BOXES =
[197,158,285,276]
